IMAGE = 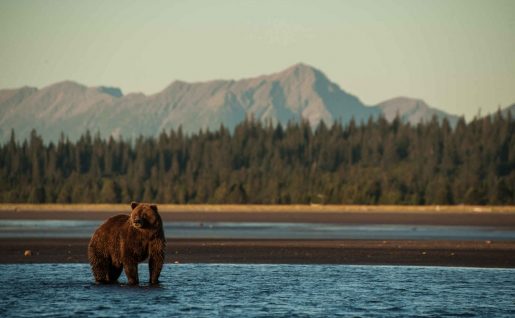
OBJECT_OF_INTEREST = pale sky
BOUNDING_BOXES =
[1,0,514,119]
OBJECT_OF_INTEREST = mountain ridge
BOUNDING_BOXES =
[0,63,492,142]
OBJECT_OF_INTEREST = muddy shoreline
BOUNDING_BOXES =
[2,238,515,268]
[2,207,515,267]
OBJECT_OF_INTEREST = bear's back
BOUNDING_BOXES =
[104,214,129,227]
[90,214,128,244]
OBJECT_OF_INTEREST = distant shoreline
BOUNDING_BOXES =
[1,204,514,213]
[1,204,515,227]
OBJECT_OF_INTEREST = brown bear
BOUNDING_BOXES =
[88,202,166,285]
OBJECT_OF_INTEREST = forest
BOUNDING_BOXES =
[0,113,513,205]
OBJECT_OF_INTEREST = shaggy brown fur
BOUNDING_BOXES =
[88,202,166,285]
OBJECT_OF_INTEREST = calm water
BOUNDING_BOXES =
[1,220,515,240]
[0,264,513,317]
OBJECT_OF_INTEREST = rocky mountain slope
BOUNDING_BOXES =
[0,64,471,142]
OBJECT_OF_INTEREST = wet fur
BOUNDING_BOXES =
[88,202,166,285]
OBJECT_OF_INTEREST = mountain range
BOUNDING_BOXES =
[1,63,509,143]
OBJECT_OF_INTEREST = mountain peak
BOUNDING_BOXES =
[44,80,86,90]
[377,96,459,125]
[285,62,316,71]
[279,63,320,78]
[379,96,428,111]
[386,96,424,103]
[97,86,123,97]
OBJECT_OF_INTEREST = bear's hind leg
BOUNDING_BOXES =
[107,265,123,283]
[90,261,110,283]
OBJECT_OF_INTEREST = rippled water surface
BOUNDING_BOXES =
[0,264,514,317]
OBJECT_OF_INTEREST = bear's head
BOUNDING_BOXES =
[130,201,163,232]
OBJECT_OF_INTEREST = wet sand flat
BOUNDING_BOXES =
[2,238,515,268]
[1,205,514,267]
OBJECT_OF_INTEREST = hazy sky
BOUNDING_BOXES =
[1,0,514,119]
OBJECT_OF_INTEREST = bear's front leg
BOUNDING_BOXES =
[149,239,165,284]
[124,262,139,285]
[149,254,163,284]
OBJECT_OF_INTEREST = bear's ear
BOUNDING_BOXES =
[150,204,158,213]
[131,201,140,210]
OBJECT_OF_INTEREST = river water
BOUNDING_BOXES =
[0,264,513,317]
[1,220,515,240]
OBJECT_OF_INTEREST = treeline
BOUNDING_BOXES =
[0,113,514,204]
